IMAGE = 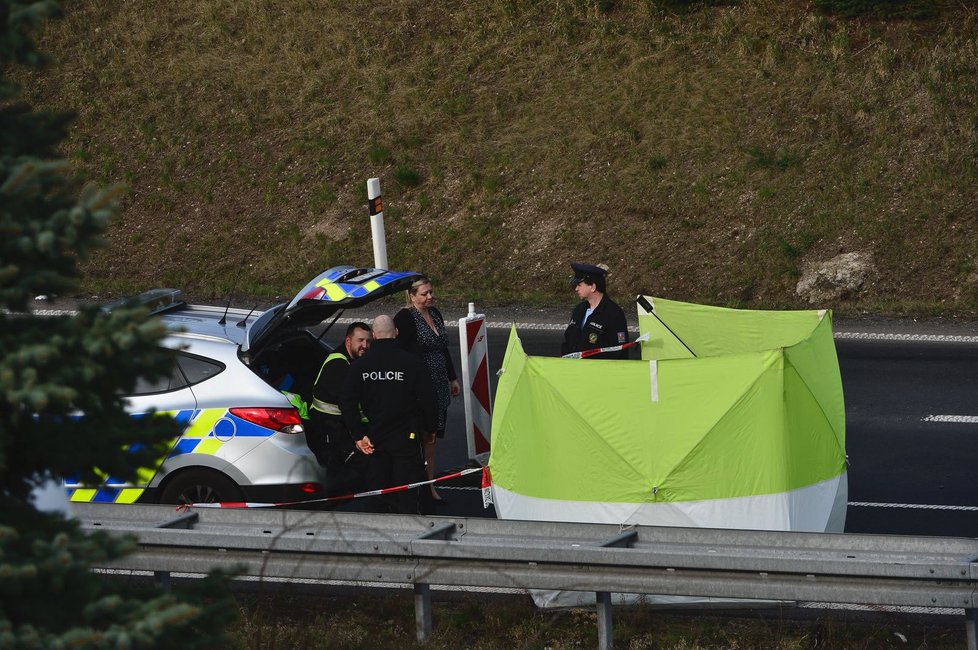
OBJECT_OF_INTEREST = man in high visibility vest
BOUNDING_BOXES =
[307,322,371,476]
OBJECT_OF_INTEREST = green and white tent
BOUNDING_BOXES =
[489,297,847,604]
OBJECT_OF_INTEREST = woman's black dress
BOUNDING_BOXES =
[393,306,457,436]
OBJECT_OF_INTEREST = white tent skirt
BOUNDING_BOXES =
[492,472,849,607]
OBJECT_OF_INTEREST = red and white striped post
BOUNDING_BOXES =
[458,303,492,463]
[366,178,388,269]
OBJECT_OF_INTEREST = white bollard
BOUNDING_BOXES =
[367,178,388,270]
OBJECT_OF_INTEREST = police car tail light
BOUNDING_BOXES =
[230,407,304,434]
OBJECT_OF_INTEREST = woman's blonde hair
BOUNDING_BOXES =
[405,275,432,306]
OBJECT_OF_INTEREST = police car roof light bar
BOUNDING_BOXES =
[101,288,185,316]
[335,267,384,284]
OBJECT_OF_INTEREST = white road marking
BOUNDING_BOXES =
[470,324,978,344]
[849,501,978,512]
[835,331,978,344]
[31,309,77,316]
[484,321,565,331]
[23,309,978,343]
[475,324,978,343]
[922,415,978,423]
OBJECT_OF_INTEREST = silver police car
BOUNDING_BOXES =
[64,266,423,506]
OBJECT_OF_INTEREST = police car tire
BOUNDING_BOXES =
[159,469,243,505]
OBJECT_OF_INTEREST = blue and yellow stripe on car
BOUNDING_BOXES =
[67,486,146,504]
[298,268,418,303]
[168,408,227,457]
[65,407,279,503]
[312,277,382,301]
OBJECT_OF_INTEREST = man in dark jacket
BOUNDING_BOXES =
[561,262,630,360]
[307,321,371,481]
[340,314,438,513]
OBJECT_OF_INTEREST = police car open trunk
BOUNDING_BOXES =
[488,297,847,607]
[241,266,424,399]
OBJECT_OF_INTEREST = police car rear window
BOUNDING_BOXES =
[129,352,224,396]
[176,353,225,385]
[131,362,188,395]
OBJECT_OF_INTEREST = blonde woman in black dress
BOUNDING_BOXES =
[394,276,460,502]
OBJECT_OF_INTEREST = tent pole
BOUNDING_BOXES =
[636,296,696,358]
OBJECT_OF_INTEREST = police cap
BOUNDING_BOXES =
[570,262,608,287]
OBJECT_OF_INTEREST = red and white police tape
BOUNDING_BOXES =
[177,466,490,510]
[560,333,650,359]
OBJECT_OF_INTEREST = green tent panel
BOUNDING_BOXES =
[638,297,826,359]
[489,298,846,508]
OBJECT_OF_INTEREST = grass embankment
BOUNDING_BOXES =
[20,1,978,314]
[229,592,964,649]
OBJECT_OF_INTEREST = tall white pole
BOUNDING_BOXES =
[366,178,388,270]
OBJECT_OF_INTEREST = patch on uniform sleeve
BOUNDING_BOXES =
[617,331,628,343]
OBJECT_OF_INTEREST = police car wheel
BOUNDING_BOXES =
[159,469,243,505]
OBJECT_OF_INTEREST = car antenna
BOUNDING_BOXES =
[316,309,345,342]
[236,304,259,328]
[217,299,232,326]
[218,273,242,326]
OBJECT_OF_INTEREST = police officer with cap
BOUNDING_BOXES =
[561,262,630,360]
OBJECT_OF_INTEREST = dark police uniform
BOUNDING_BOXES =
[561,262,630,360]
[339,338,438,513]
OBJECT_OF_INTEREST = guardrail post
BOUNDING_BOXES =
[150,512,194,591]
[596,591,614,650]
[593,528,636,650]
[156,512,199,529]
[413,522,456,643]
[414,583,432,643]
[154,570,172,591]
[966,608,977,650]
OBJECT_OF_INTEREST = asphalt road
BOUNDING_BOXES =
[427,315,978,539]
[838,338,978,538]
[35,297,978,537]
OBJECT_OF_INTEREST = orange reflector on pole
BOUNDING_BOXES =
[366,178,388,269]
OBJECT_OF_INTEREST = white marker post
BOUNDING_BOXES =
[366,178,388,270]
[459,302,493,464]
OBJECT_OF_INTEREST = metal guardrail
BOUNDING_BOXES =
[73,503,978,650]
